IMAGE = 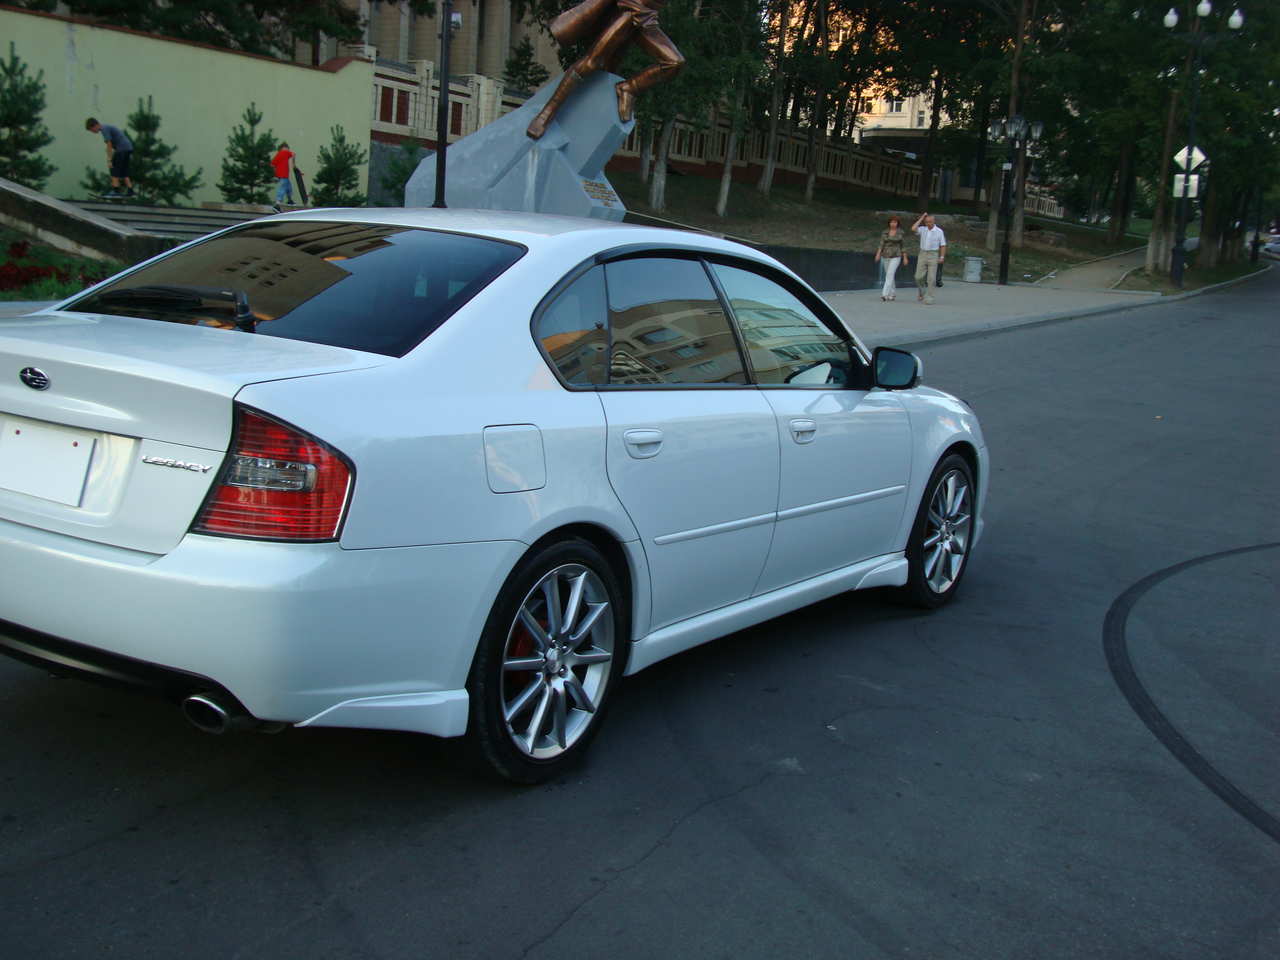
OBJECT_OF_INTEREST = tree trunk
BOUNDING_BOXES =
[1198,178,1220,269]
[716,85,746,218]
[802,1,829,204]
[1107,140,1135,244]
[639,123,654,183]
[1146,68,1184,273]
[972,87,991,205]
[988,0,1029,256]
[648,117,676,212]
[985,165,1001,252]
[917,72,945,206]
[757,1,791,196]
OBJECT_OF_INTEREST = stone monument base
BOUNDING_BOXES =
[404,72,632,221]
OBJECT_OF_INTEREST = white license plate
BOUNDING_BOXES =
[0,417,97,507]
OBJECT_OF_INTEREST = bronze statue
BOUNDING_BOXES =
[526,0,686,140]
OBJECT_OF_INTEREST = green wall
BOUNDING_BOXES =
[5,7,373,205]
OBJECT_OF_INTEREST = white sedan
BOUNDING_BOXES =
[0,210,987,782]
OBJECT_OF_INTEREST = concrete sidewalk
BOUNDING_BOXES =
[823,280,1161,348]
[1035,246,1147,290]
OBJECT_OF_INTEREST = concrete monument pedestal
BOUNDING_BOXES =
[404,72,632,220]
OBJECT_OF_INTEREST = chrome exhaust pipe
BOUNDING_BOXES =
[182,692,258,734]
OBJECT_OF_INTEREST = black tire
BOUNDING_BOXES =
[897,453,976,609]
[467,538,627,784]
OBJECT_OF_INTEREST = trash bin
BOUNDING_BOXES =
[963,256,984,282]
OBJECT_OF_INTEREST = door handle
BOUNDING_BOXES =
[789,419,817,444]
[623,428,664,459]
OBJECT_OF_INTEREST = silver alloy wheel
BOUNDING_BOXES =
[500,563,614,760]
[922,468,972,595]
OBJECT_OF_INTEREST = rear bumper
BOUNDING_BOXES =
[0,519,524,737]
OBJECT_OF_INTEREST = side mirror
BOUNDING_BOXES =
[873,346,922,389]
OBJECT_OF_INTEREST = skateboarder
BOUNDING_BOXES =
[270,142,299,211]
[85,117,135,198]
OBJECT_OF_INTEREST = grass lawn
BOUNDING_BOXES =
[612,170,1147,283]
[0,227,123,302]
[1116,259,1268,294]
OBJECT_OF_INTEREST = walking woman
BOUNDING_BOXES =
[875,216,909,301]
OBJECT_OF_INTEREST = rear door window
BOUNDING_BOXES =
[66,222,525,357]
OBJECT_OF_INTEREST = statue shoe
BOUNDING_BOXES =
[616,82,636,124]
[527,109,553,140]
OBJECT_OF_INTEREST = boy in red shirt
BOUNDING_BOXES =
[271,142,296,210]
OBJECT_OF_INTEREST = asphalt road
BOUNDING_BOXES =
[2,271,1277,959]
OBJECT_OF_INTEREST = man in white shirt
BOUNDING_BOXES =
[912,212,947,304]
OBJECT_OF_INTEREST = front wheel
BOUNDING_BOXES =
[468,539,626,783]
[898,453,975,609]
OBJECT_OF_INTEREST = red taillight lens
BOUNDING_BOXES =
[193,408,352,541]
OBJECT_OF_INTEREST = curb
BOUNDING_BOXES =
[880,262,1273,350]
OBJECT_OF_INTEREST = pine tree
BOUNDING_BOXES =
[80,97,203,204]
[312,125,368,207]
[0,41,56,191]
[217,103,277,204]
[503,37,551,94]
[378,139,425,205]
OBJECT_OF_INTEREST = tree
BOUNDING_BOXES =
[218,103,277,204]
[0,41,55,191]
[80,97,203,203]
[379,139,426,205]
[504,36,551,93]
[313,125,368,206]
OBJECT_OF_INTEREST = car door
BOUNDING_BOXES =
[708,261,912,594]
[590,255,780,631]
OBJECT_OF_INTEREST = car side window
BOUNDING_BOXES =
[710,263,853,387]
[604,258,747,386]
[534,266,608,385]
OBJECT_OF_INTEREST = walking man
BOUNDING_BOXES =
[912,211,947,304]
[85,118,135,198]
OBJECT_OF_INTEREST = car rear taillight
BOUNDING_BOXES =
[193,407,352,542]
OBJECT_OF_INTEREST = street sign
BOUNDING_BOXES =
[1173,174,1200,198]
[1174,145,1207,170]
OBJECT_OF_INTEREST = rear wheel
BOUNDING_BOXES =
[468,539,626,783]
[898,453,975,609]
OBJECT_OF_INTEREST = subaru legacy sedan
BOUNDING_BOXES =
[0,210,986,782]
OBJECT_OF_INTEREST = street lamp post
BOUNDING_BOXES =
[1164,3,1243,288]
[988,115,1043,286]
[432,0,458,209]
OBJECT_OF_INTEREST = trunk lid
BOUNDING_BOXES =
[0,310,382,553]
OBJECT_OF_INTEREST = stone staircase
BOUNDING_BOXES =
[73,202,271,242]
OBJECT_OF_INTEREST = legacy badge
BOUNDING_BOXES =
[142,455,213,473]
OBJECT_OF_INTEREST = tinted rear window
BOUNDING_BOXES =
[67,221,525,357]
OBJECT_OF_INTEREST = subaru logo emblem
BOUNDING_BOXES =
[20,367,50,390]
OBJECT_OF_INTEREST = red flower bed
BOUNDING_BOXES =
[0,239,112,294]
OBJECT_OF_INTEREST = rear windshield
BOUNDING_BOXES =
[66,221,525,357]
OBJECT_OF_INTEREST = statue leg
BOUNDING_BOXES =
[615,26,685,123]
[527,15,638,140]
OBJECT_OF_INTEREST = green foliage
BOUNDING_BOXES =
[313,125,368,207]
[13,1,435,58]
[0,41,55,191]
[217,103,277,204]
[504,37,552,93]
[379,139,426,205]
[80,97,203,203]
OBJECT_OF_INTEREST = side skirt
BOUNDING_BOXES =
[625,553,907,675]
